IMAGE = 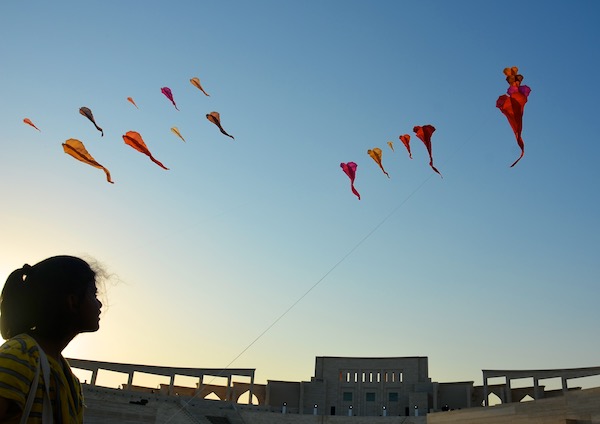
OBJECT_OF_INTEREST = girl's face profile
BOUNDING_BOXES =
[77,281,102,333]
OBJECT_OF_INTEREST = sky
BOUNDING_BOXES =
[1,0,600,395]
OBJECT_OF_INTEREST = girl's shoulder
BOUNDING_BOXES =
[0,333,39,356]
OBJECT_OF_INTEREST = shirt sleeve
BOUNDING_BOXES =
[0,337,38,410]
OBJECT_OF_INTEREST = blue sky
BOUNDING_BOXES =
[1,1,599,392]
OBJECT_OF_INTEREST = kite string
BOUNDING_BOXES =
[164,173,436,423]
[223,174,435,366]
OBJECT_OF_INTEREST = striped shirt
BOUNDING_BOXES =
[0,333,84,423]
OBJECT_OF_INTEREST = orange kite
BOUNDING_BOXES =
[206,112,234,139]
[496,66,531,167]
[399,134,412,159]
[62,138,113,183]
[122,131,168,170]
[23,118,40,131]
[171,127,185,142]
[190,77,210,96]
[367,148,389,178]
[127,97,139,109]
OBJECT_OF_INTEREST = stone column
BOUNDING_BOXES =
[195,375,204,396]
[227,375,232,401]
[505,377,512,403]
[127,371,134,390]
[91,369,98,386]
[169,374,175,396]
[483,376,488,406]
[533,377,540,400]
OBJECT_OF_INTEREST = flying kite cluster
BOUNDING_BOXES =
[340,66,532,199]
[22,75,235,184]
[22,67,531,195]
[341,124,441,200]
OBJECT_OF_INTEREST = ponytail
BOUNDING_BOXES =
[0,265,37,339]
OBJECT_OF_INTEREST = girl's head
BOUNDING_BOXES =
[0,255,102,340]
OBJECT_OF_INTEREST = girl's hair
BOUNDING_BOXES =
[0,255,96,339]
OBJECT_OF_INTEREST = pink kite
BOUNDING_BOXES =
[23,118,40,131]
[340,162,360,200]
[367,148,389,178]
[413,125,441,176]
[399,134,412,159]
[161,87,179,110]
[122,131,169,170]
[496,66,531,167]
[127,97,139,109]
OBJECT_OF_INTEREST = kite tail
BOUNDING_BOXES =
[510,137,525,167]
[150,156,169,170]
[351,185,361,200]
[430,161,443,178]
[103,168,114,184]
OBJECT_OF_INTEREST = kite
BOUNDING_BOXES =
[171,127,186,142]
[161,87,179,110]
[387,141,394,152]
[496,66,531,167]
[340,162,360,200]
[399,134,412,159]
[413,125,441,177]
[122,131,169,170]
[127,97,139,109]
[206,112,234,139]
[62,138,113,183]
[79,107,103,136]
[190,77,210,96]
[367,147,389,178]
[23,118,40,131]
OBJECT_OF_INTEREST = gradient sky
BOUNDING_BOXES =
[1,1,599,394]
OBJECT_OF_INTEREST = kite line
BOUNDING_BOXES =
[164,171,437,423]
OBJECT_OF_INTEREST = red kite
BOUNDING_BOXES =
[367,148,389,178]
[496,66,531,167]
[79,107,103,136]
[122,131,169,170]
[206,112,234,139]
[62,138,113,183]
[127,97,139,109]
[190,77,210,96]
[399,134,412,159]
[413,125,441,176]
[340,162,360,200]
[23,118,40,131]
[161,87,179,110]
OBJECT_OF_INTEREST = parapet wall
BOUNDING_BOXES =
[427,387,600,424]
[238,411,427,424]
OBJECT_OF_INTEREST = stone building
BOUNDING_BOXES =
[266,356,436,416]
[68,355,600,423]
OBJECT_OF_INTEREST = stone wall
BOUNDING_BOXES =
[427,387,600,424]
[238,411,427,424]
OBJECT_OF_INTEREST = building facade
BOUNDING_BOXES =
[266,356,437,416]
